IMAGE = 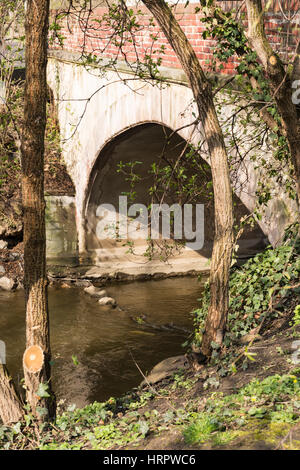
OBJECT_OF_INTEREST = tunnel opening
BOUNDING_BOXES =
[85,123,268,275]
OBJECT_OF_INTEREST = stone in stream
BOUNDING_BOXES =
[0,265,5,275]
[0,276,16,291]
[84,285,107,298]
[98,296,117,307]
[61,282,72,288]
[0,240,8,250]
[74,280,92,288]
[8,252,21,261]
[141,355,189,386]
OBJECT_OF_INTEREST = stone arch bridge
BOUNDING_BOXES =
[46,1,298,276]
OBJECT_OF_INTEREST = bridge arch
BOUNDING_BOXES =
[82,122,267,274]
[47,59,204,254]
[47,58,296,268]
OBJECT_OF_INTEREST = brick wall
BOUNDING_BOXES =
[50,1,300,75]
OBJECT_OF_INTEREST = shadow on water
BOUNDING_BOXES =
[0,276,206,408]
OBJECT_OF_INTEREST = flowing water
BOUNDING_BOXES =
[0,276,205,408]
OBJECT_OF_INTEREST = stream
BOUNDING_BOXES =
[0,276,205,408]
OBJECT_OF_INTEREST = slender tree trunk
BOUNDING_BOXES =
[245,0,300,204]
[142,0,234,358]
[20,0,55,420]
[0,365,23,425]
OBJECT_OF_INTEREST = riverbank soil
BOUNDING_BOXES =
[125,319,300,450]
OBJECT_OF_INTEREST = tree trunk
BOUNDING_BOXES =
[21,0,55,420]
[0,365,23,425]
[142,0,234,358]
[245,0,300,205]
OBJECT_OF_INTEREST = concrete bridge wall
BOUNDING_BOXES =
[46,54,297,276]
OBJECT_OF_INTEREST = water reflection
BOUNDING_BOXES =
[0,276,205,407]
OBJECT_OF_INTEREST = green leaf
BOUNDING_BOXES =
[138,420,149,436]
[37,382,51,398]
[72,355,79,366]
[36,407,48,417]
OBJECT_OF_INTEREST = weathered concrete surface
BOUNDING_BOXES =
[45,195,78,263]
[47,56,202,258]
[46,55,297,276]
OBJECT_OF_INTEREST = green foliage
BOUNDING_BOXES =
[71,355,79,366]
[193,224,300,348]
[183,415,221,444]
[199,6,266,90]
[241,373,300,399]
[117,142,212,208]
[292,305,300,327]
[183,371,300,447]
[1,369,299,449]
[115,142,212,261]
[170,371,198,391]
[36,383,51,399]
[199,4,296,201]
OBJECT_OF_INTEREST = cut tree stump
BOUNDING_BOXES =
[23,345,44,373]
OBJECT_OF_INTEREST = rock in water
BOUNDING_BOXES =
[141,355,189,386]
[0,276,16,291]
[0,265,5,275]
[61,282,72,288]
[84,285,107,298]
[98,296,117,307]
[74,280,92,288]
[0,240,8,250]
[95,289,107,298]
[84,285,97,296]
